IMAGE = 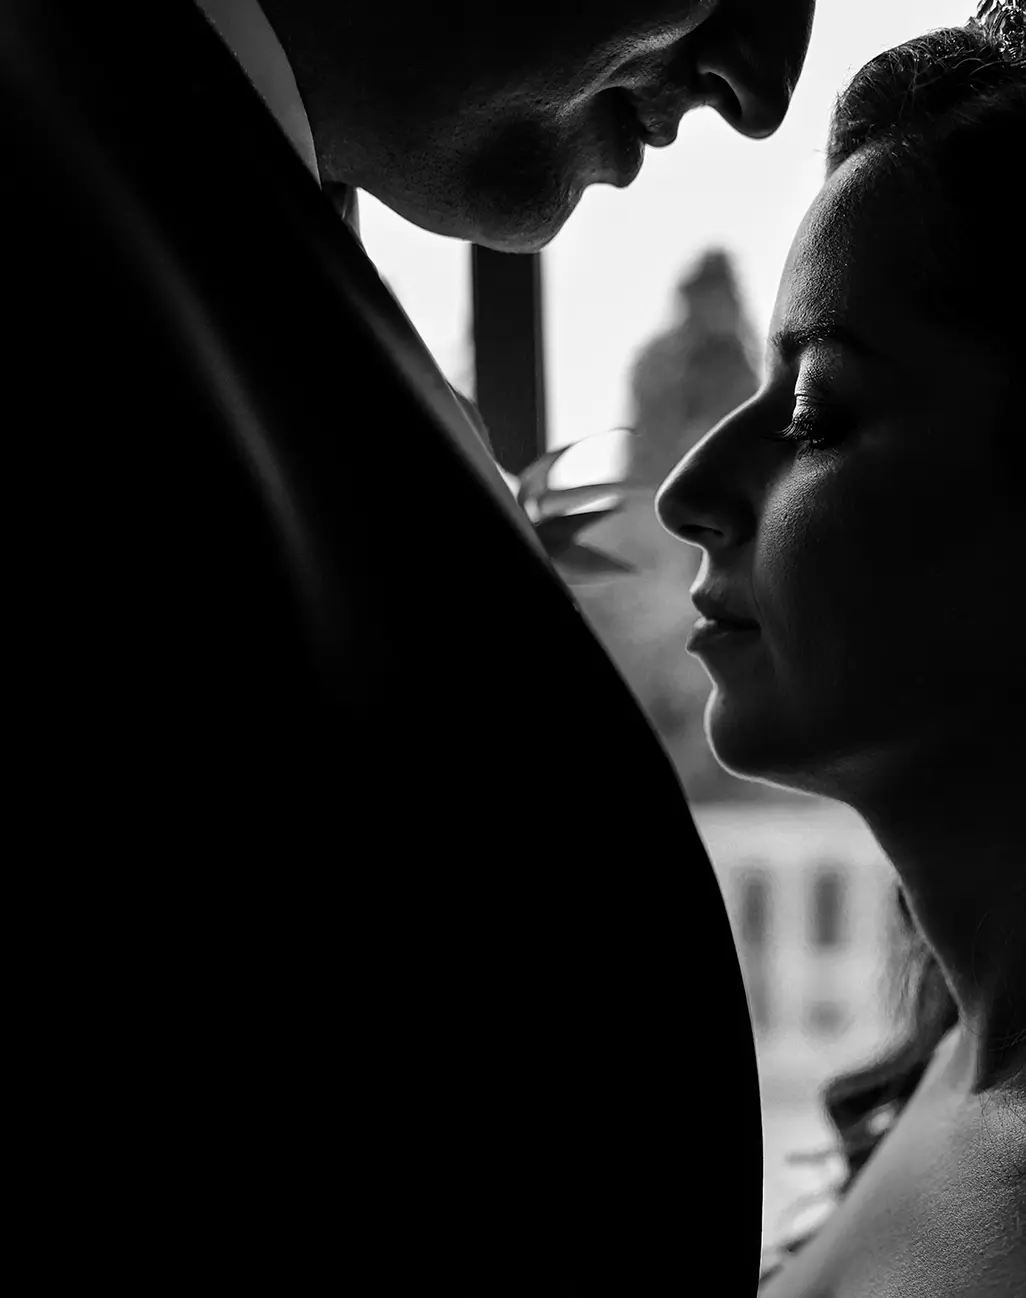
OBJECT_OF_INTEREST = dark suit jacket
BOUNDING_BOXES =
[2,2,761,1290]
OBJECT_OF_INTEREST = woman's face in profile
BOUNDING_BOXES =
[655,154,1023,800]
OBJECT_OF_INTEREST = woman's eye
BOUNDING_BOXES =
[762,401,847,452]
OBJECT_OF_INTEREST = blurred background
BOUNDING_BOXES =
[356,0,971,1254]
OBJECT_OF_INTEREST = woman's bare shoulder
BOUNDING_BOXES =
[759,1031,1025,1297]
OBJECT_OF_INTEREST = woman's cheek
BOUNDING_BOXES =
[755,469,846,607]
[754,463,890,655]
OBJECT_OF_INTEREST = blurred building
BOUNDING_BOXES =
[627,247,761,490]
[690,796,908,1244]
[694,796,904,1103]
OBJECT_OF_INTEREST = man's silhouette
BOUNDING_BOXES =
[3,1,814,1289]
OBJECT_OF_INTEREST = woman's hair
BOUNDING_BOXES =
[823,21,1025,364]
[816,887,956,1191]
[760,888,956,1276]
[760,19,1024,1280]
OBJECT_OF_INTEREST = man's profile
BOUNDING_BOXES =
[257,0,815,251]
[3,1,814,1288]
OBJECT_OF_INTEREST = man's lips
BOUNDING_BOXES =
[619,90,685,148]
[595,90,646,187]
[618,72,713,148]
[594,85,700,187]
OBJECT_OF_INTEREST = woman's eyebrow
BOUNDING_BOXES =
[768,320,882,366]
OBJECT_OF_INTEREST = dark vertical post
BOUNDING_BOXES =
[471,246,548,476]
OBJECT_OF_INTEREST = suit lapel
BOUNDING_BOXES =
[185,0,548,558]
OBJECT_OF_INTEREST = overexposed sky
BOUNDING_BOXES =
[359,0,973,451]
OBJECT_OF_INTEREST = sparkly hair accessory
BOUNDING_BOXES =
[971,0,1026,58]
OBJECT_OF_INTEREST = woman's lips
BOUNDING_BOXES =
[686,616,761,656]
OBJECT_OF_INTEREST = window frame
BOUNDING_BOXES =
[471,246,548,475]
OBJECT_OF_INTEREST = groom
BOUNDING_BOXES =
[4,0,814,1289]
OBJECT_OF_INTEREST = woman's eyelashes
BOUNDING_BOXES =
[762,397,850,452]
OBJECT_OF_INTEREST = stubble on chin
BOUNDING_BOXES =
[458,118,585,250]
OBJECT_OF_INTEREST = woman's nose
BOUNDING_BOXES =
[655,422,754,551]
[655,458,727,549]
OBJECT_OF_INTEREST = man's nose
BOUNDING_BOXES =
[694,0,816,140]
[694,59,791,140]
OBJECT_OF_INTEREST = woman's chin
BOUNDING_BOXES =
[704,694,810,793]
[706,705,856,803]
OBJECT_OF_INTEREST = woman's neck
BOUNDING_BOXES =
[854,764,1026,1095]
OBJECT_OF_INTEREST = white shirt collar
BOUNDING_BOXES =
[195,0,321,186]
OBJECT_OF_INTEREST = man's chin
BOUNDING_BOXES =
[471,178,587,252]
[374,181,584,253]
[443,201,580,253]
[469,226,558,254]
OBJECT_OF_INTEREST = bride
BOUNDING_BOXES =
[655,11,1025,1297]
